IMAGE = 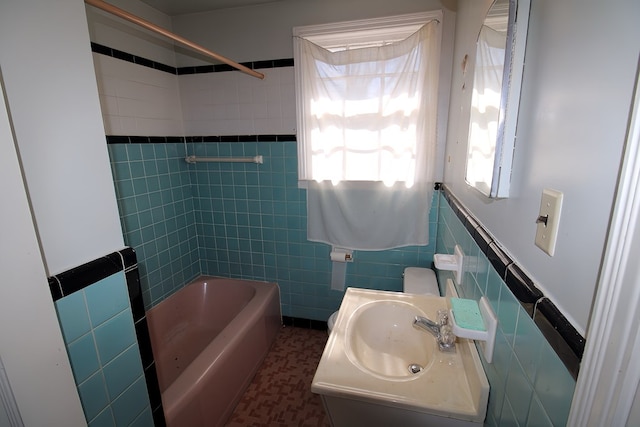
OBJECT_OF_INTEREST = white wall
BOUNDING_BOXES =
[0,0,125,276]
[86,0,178,66]
[171,0,454,66]
[0,61,85,427]
[444,0,640,334]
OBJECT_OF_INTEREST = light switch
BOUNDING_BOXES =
[535,189,563,256]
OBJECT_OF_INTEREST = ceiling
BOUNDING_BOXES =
[139,0,282,15]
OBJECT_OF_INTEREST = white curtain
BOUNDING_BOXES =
[296,21,440,250]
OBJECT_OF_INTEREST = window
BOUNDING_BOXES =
[294,12,442,188]
[293,12,442,250]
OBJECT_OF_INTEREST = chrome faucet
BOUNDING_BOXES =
[413,310,456,352]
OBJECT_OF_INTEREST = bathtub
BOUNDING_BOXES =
[146,276,281,427]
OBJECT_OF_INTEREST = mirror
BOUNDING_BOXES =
[465,0,530,198]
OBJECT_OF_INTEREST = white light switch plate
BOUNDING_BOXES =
[535,189,563,256]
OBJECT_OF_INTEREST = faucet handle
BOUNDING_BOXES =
[439,324,456,350]
[437,309,449,326]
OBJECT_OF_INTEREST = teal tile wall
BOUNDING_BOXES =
[108,143,200,308]
[55,271,153,426]
[435,192,575,427]
[108,140,438,320]
[188,140,438,321]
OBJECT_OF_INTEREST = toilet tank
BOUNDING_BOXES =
[403,267,439,295]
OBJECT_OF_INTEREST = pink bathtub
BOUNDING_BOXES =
[146,276,281,427]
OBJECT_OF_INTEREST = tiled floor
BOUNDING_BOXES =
[226,325,330,427]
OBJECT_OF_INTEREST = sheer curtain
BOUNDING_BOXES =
[295,21,440,250]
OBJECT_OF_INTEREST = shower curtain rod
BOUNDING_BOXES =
[84,0,265,80]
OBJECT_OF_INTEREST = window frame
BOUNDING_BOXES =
[293,11,443,188]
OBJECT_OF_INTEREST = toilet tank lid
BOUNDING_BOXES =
[404,267,436,282]
[404,267,438,291]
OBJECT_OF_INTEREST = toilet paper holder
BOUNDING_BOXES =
[330,248,353,262]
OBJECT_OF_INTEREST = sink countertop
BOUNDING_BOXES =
[311,287,489,423]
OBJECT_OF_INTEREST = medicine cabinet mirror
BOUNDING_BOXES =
[464,0,530,198]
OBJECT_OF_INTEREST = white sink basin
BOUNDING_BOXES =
[346,300,436,379]
[312,287,489,426]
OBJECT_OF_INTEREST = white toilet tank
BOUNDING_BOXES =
[328,267,440,335]
[403,267,439,295]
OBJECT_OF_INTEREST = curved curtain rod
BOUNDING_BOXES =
[84,0,265,80]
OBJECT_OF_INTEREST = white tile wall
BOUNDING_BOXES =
[179,67,296,136]
[93,53,296,137]
[92,54,184,136]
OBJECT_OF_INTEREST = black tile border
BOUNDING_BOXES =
[534,299,583,380]
[91,42,293,76]
[48,248,166,426]
[282,316,328,331]
[105,134,297,145]
[440,184,585,379]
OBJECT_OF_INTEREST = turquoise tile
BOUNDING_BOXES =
[78,371,109,421]
[112,163,132,181]
[485,268,502,310]
[129,407,154,427]
[93,309,136,365]
[484,362,506,422]
[103,344,144,399]
[533,343,575,427]
[492,329,513,385]
[526,395,554,427]
[513,309,544,383]
[55,290,91,343]
[85,272,129,327]
[497,282,520,344]
[129,161,146,179]
[89,407,115,427]
[111,376,150,426]
[505,357,534,425]
[132,177,148,194]
[475,251,490,295]
[126,145,142,160]
[108,145,129,163]
[499,397,519,427]
[67,332,100,383]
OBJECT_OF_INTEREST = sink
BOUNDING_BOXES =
[312,287,489,426]
[345,300,436,379]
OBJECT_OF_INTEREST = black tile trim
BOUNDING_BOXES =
[487,242,513,279]
[536,298,585,359]
[505,263,543,304]
[106,134,297,144]
[534,298,584,379]
[464,214,479,236]
[176,58,294,75]
[472,226,493,254]
[282,316,328,331]
[91,42,293,76]
[91,42,178,75]
[439,184,584,377]
[48,248,166,426]
[49,252,122,300]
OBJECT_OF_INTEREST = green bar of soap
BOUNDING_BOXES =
[451,298,486,331]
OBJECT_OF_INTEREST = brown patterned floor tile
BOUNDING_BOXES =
[226,325,330,427]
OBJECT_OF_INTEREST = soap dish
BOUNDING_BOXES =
[434,245,464,284]
[449,296,498,363]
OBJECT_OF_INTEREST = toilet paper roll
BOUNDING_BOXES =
[331,261,347,291]
[330,251,349,262]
